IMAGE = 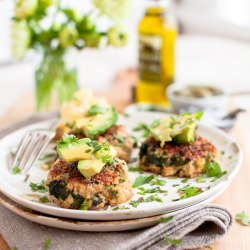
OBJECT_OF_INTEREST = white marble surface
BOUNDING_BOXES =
[0,34,250,118]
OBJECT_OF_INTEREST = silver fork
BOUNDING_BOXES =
[10,129,55,175]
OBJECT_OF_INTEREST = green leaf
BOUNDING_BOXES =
[128,166,142,173]
[43,238,52,249]
[159,216,174,223]
[178,186,203,199]
[151,178,166,186]
[12,166,21,175]
[235,211,250,226]
[144,195,163,203]
[164,237,182,246]
[79,205,88,210]
[87,104,108,116]
[129,200,140,208]
[39,196,50,203]
[30,181,46,193]
[138,186,168,195]
[132,175,155,188]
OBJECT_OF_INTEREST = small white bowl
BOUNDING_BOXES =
[167,83,230,113]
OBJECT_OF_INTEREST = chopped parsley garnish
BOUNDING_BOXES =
[123,112,130,118]
[220,150,225,155]
[164,237,182,246]
[228,155,233,160]
[196,177,206,183]
[114,135,125,146]
[181,179,189,183]
[12,166,21,175]
[132,175,155,188]
[112,206,129,211]
[235,211,250,226]
[30,181,46,193]
[172,184,179,187]
[178,186,203,199]
[159,216,174,223]
[39,196,50,203]
[144,195,163,203]
[151,178,166,186]
[87,104,108,116]
[79,205,88,210]
[129,200,140,208]
[133,123,151,138]
[128,166,142,173]
[137,186,168,196]
[43,238,52,249]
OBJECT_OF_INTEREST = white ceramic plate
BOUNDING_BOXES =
[0,182,228,232]
[0,112,242,220]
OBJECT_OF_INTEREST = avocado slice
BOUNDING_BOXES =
[57,137,93,162]
[77,159,104,178]
[75,107,118,138]
[173,123,197,144]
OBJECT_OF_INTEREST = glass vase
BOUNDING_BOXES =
[35,48,78,112]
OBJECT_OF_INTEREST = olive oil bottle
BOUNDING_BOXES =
[136,0,177,106]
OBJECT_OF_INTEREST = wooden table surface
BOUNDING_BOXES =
[0,73,249,249]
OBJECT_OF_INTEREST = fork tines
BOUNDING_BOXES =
[11,130,55,175]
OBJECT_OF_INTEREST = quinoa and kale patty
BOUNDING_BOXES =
[46,158,132,210]
[55,124,133,163]
[139,137,218,178]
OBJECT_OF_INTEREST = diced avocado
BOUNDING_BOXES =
[57,136,93,162]
[149,112,203,146]
[75,107,118,138]
[77,159,104,178]
[173,122,196,144]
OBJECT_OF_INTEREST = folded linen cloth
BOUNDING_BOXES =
[0,115,233,250]
[0,203,232,250]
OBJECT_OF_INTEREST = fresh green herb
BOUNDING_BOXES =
[87,104,108,116]
[159,216,174,223]
[151,178,166,186]
[235,211,250,226]
[204,162,226,178]
[172,198,180,202]
[12,166,21,175]
[138,186,168,195]
[196,177,206,183]
[178,186,203,199]
[132,175,155,188]
[151,119,161,128]
[128,166,142,173]
[164,237,182,246]
[133,123,151,138]
[144,195,163,203]
[43,238,51,249]
[39,196,49,203]
[220,150,225,155]
[80,205,88,210]
[228,155,233,160]
[12,247,18,250]
[181,179,189,183]
[129,200,140,208]
[172,184,179,187]
[112,206,129,211]
[30,181,46,193]
[100,154,113,164]
[59,134,78,145]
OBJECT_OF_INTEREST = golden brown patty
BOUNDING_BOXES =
[55,124,133,163]
[139,137,218,178]
[46,158,132,210]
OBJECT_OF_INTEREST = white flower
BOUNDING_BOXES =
[11,20,31,60]
[14,0,38,19]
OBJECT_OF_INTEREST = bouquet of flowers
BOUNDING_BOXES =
[11,0,132,111]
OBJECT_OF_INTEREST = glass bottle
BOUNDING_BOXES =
[136,0,177,107]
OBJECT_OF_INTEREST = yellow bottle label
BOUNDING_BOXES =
[138,35,162,83]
